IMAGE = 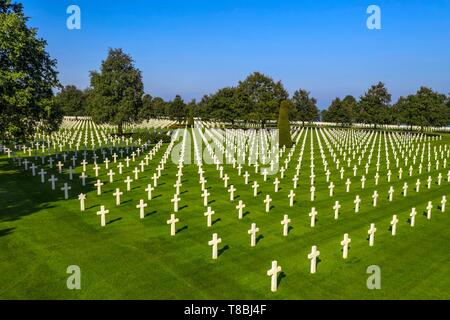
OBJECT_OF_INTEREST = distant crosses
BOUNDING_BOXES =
[78,193,86,211]
[368,223,377,247]
[113,188,123,206]
[402,182,408,197]
[388,186,394,202]
[372,191,378,207]
[410,208,417,227]
[124,176,133,191]
[248,223,259,247]
[236,200,245,219]
[333,201,341,220]
[136,199,147,219]
[354,195,361,213]
[340,233,351,259]
[328,182,335,196]
[426,201,433,220]
[288,190,295,207]
[208,233,222,260]
[94,179,104,195]
[171,194,181,212]
[228,185,236,201]
[145,184,154,201]
[202,189,210,207]
[264,195,272,213]
[307,245,320,274]
[61,183,71,200]
[97,205,109,227]
[390,215,399,236]
[252,181,259,197]
[309,207,317,227]
[441,196,447,212]
[167,214,179,236]
[48,174,58,190]
[267,260,282,292]
[204,207,215,227]
[281,215,291,236]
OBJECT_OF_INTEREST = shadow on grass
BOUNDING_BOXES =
[218,244,230,257]
[256,234,264,244]
[277,272,286,287]
[0,227,15,238]
[106,217,122,225]
[212,218,221,225]
[176,225,188,234]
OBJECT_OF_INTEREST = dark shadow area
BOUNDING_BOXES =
[106,217,122,225]
[145,210,157,217]
[212,218,221,225]
[180,190,188,195]
[0,227,15,238]
[208,199,216,205]
[218,244,230,257]
[179,205,188,211]
[256,234,264,244]
[152,194,162,199]
[277,271,286,287]
[288,226,294,234]
[243,211,250,218]
[176,225,188,234]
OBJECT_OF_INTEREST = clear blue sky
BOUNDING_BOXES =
[21,0,450,109]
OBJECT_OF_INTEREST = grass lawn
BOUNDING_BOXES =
[0,128,449,299]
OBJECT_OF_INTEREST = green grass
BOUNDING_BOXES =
[0,129,449,299]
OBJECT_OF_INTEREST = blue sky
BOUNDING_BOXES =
[21,0,450,108]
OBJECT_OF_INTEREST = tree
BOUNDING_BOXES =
[0,0,61,141]
[323,95,356,126]
[204,87,240,125]
[278,100,292,148]
[152,97,168,119]
[291,89,319,125]
[168,95,186,123]
[55,85,87,116]
[186,99,196,127]
[393,87,449,130]
[88,48,144,134]
[238,72,288,127]
[357,82,391,127]
[138,94,154,120]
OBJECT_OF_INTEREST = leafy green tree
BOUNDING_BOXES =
[278,100,292,147]
[88,48,144,134]
[0,0,61,141]
[238,72,288,127]
[357,82,392,127]
[205,87,240,125]
[393,87,449,130]
[291,89,319,125]
[323,95,355,126]
[138,94,154,120]
[152,97,168,119]
[168,95,186,123]
[186,99,196,127]
[55,85,87,116]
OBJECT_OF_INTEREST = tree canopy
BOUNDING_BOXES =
[0,0,61,141]
[54,85,87,117]
[290,89,319,124]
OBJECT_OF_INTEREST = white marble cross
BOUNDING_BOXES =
[388,186,394,202]
[136,199,147,219]
[107,169,115,183]
[252,181,259,197]
[310,185,315,201]
[372,191,378,207]
[171,194,180,212]
[38,169,47,183]
[361,175,366,189]
[78,193,86,211]
[410,207,417,227]
[204,206,215,227]
[402,182,408,196]
[273,178,280,192]
[174,180,182,195]
[441,195,447,212]
[340,233,351,259]
[309,207,317,227]
[48,175,58,190]
[415,179,420,192]
[368,223,377,246]
[236,200,245,219]
[426,201,433,220]
[167,214,179,236]
[292,175,299,188]
[248,223,259,247]
[113,188,123,206]
[288,190,295,207]
[308,245,320,274]
[267,260,282,292]
[243,171,250,184]
[202,189,210,206]
[328,182,334,196]
[223,174,229,188]
[228,185,236,201]
[124,176,133,191]
[264,195,272,213]
[97,205,109,227]
[95,179,104,195]
[390,215,399,236]
[61,183,71,199]
[333,201,341,220]
[208,233,222,260]
[354,195,361,213]
[281,214,291,236]
[79,172,87,186]
[345,178,351,192]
